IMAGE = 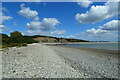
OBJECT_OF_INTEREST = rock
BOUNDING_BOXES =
[12,70,16,73]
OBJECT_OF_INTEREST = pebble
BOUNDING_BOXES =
[2,44,85,78]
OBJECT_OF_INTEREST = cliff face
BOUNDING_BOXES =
[33,36,88,43]
[34,37,58,43]
[34,37,68,43]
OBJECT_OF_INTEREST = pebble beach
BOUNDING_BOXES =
[1,43,119,78]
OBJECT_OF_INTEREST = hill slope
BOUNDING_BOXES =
[31,35,89,43]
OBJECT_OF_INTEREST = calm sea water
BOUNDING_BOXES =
[62,43,119,50]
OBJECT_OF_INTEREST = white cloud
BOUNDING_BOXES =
[27,21,40,30]
[86,28,108,35]
[27,18,60,31]
[66,35,76,38]
[77,19,119,41]
[99,20,119,30]
[0,24,10,32]
[0,7,9,12]
[75,0,119,24]
[77,0,92,8]
[25,18,65,36]
[0,25,5,32]
[0,10,12,32]
[0,25,5,29]
[34,16,40,21]
[78,28,118,41]
[23,30,48,36]
[50,30,65,35]
[18,3,38,18]
[23,29,65,36]
[0,12,12,24]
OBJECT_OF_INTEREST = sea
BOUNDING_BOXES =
[62,42,119,50]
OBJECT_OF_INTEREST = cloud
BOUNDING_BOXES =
[0,25,6,32]
[18,3,38,18]
[50,30,65,35]
[99,20,119,30]
[77,0,92,8]
[0,7,9,12]
[78,28,118,41]
[66,35,76,38]
[27,18,60,31]
[24,18,65,36]
[23,30,49,36]
[0,24,10,32]
[34,16,40,21]
[0,25,5,28]
[75,0,119,24]
[77,19,119,41]
[0,12,12,24]
[23,29,65,36]
[86,28,108,35]
[0,10,12,32]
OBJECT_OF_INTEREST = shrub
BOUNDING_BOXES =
[10,31,24,43]
[1,33,9,44]
[1,31,38,48]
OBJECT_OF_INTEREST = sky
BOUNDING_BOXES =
[1,0,119,41]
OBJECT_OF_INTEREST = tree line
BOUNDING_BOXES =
[1,31,38,48]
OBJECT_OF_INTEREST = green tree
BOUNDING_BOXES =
[10,31,24,43]
[1,33,9,44]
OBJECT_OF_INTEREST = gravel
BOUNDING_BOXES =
[2,43,88,78]
[2,43,118,78]
[50,46,118,78]
[0,51,2,80]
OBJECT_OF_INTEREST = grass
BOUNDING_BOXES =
[2,43,27,48]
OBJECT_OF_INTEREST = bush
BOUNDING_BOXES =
[23,36,38,44]
[1,33,10,44]
[10,31,24,43]
[1,31,38,48]
[3,43,27,47]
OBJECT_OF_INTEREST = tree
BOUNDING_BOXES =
[10,31,24,43]
[1,33,9,44]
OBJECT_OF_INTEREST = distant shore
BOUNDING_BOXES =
[42,42,119,45]
[1,43,119,78]
[42,42,119,51]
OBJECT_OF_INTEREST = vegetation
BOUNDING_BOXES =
[65,38,89,42]
[32,35,89,42]
[1,31,38,48]
[0,31,89,48]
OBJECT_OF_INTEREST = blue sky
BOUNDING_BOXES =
[1,1,119,41]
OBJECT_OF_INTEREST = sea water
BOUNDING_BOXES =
[63,43,119,50]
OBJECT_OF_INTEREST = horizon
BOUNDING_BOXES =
[1,1,119,41]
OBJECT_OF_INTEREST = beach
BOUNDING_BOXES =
[1,43,119,78]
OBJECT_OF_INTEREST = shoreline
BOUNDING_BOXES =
[42,42,120,44]
[49,45,118,78]
[2,44,86,78]
[42,42,119,51]
[1,43,119,78]
[51,45,119,55]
